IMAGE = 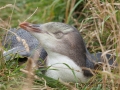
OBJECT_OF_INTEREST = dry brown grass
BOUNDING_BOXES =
[1,0,120,90]
[64,0,120,90]
[81,0,120,90]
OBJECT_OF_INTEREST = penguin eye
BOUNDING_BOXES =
[54,32,63,39]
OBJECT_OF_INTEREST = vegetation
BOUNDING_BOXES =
[0,0,120,90]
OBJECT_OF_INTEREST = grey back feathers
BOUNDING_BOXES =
[3,28,47,61]
[3,28,39,51]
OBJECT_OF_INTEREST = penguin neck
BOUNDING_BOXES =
[46,51,81,69]
[46,52,75,65]
[46,48,95,77]
[45,51,89,82]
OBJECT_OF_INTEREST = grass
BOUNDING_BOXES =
[0,0,120,90]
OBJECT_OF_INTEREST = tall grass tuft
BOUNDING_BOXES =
[78,0,120,90]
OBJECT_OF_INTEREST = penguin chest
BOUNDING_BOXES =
[45,53,89,83]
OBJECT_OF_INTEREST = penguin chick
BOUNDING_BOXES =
[20,22,94,83]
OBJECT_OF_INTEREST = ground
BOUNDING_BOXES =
[0,0,120,90]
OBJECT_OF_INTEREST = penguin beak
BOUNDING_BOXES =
[19,22,42,33]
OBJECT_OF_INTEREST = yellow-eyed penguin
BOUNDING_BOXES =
[4,22,114,82]
[19,22,115,83]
